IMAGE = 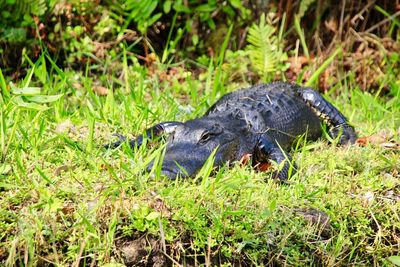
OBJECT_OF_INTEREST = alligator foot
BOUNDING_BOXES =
[254,135,296,180]
[328,124,357,145]
[298,88,357,145]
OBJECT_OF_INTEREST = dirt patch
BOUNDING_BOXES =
[295,207,331,237]
[115,236,169,267]
[119,238,149,265]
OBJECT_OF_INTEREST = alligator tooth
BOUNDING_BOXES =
[304,93,337,127]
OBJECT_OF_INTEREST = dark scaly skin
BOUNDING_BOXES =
[205,83,324,148]
[105,82,357,180]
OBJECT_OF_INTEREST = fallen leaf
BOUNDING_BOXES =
[325,17,338,33]
[363,191,375,207]
[72,82,83,90]
[239,153,272,171]
[61,201,75,215]
[92,85,108,96]
[148,197,171,217]
[287,56,309,75]
[356,130,398,150]
[380,142,399,150]
[239,153,252,165]
[356,135,386,145]
[258,162,272,172]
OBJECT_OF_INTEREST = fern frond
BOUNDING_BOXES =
[246,13,287,81]
[15,0,48,17]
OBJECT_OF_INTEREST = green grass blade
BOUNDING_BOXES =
[294,15,310,59]
[212,23,234,99]
[0,68,9,101]
[305,47,341,87]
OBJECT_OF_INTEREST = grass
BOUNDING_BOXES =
[0,52,399,266]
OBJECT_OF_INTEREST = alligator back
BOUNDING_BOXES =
[206,82,322,148]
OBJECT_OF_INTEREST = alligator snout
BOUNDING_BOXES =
[146,144,204,179]
[146,140,227,179]
[143,118,244,179]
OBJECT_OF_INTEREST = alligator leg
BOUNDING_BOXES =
[298,88,357,144]
[104,121,183,149]
[253,135,296,180]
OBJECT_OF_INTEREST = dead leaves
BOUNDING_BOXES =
[148,191,172,218]
[356,130,399,150]
[287,56,309,76]
[239,153,272,172]
[285,56,310,83]
[92,85,108,96]
[73,82,109,96]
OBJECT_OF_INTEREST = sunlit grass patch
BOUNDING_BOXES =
[0,54,399,266]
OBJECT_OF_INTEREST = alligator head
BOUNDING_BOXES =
[148,116,250,179]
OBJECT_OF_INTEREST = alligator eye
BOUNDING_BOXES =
[199,131,212,144]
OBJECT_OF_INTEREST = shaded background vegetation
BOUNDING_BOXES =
[1,0,399,91]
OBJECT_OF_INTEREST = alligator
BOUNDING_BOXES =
[105,82,357,180]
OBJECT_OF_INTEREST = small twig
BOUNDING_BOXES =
[238,28,248,50]
[24,243,28,266]
[160,250,183,267]
[338,0,346,39]
[205,234,211,267]
[158,216,167,253]
[73,238,87,267]
[37,256,57,265]
[350,0,376,25]
[365,10,400,33]
[349,28,366,43]
[314,0,323,55]
[90,254,96,267]
[284,0,293,31]
[369,209,382,245]
[125,51,148,62]
[356,32,388,54]
[267,228,296,266]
